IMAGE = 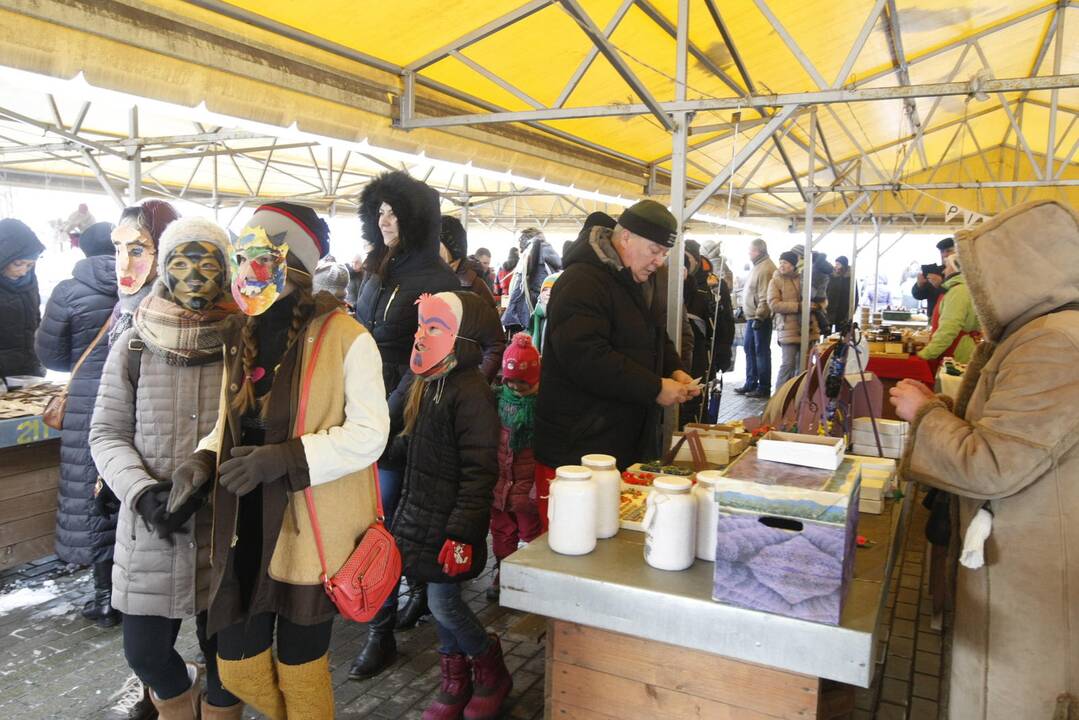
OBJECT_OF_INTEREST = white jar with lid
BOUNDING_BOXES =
[643,475,696,571]
[693,471,723,561]
[547,465,597,555]
[581,453,620,539]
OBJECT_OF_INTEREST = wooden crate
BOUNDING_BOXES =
[545,620,821,719]
[0,441,60,570]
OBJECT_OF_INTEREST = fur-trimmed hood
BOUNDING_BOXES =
[958,200,1079,342]
[358,171,442,259]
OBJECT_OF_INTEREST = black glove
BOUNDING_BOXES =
[168,450,217,513]
[93,477,121,517]
[218,443,298,497]
[134,481,171,532]
[151,484,210,539]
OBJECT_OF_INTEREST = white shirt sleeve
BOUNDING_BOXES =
[300,332,390,486]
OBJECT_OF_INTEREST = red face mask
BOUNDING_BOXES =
[410,293,460,376]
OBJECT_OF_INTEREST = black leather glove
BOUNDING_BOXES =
[168,450,217,513]
[218,442,302,497]
[93,477,121,517]
[152,484,210,539]
[134,481,171,532]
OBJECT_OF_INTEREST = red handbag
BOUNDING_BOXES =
[303,465,401,623]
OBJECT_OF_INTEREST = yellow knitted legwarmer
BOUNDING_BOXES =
[217,649,286,720]
[277,654,334,720]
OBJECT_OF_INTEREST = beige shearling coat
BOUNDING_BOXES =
[767,269,821,345]
[900,200,1079,720]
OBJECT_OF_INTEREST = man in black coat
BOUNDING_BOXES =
[535,200,700,479]
[827,255,854,332]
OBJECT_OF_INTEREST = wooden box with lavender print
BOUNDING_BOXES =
[711,448,861,625]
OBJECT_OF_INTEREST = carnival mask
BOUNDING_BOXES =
[164,241,226,311]
[411,293,460,376]
[113,221,156,295]
[229,225,289,316]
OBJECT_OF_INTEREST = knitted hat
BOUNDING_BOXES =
[157,217,230,276]
[439,215,468,261]
[936,237,955,252]
[779,250,799,266]
[684,238,702,263]
[79,222,116,258]
[540,271,561,293]
[242,202,329,274]
[835,255,849,268]
[313,260,351,301]
[618,200,677,247]
[502,332,540,385]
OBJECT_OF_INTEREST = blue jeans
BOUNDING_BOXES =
[379,467,404,612]
[743,319,773,392]
[428,582,491,656]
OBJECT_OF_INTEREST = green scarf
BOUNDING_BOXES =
[499,384,536,450]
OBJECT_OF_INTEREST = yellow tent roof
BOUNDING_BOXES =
[0,0,1074,225]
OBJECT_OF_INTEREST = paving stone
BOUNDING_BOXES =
[917,631,942,654]
[899,573,921,590]
[895,602,918,621]
[889,635,914,659]
[884,654,912,680]
[912,672,941,700]
[910,697,940,720]
[880,678,910,707]
[915,650,942,675]
[892,618,916,639]
[897,587,919,605]
[877,701,910,720]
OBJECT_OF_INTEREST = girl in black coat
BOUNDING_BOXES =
[0,219,46,378]
[391,290,511,720]
[351,171,459,676]
[34,223,120,626]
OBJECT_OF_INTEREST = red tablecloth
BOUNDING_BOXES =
[866,354,935,386]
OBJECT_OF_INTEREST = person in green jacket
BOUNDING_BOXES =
[918,255,980,365]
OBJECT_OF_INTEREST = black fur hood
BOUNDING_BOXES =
[359,171,442,259]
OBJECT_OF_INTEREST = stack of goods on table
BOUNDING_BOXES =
[0,382,65,419]
[711,433,862,625]
[845,455,898,514]
[850,417,907,458]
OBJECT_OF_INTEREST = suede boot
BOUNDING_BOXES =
[217,648,286,720]
[422,653,472,720]
[277,654,334,720]
[396,581,430,630]
[348,604,397,679]
[484,566,500,603]
[82,560,121,628]
[200,696,245,719]
[464,634,512,720]
[149,662,199,720]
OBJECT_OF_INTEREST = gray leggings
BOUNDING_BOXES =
[775,342,816,390]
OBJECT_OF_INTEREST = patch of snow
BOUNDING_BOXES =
[0,587,58,615]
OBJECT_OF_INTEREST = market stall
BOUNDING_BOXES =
[503,425,911,720]
[0,382,63,571]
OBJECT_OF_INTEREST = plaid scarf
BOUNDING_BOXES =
[132,282,233,366]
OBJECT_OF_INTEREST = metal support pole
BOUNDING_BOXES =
[800,108,817,370]
[462,175,470,229]
[664,0,689,442]
[849,220,859,316]
[127,106,141,204]
[872,231,882,314]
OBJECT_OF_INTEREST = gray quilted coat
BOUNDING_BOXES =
[89,327,222,618]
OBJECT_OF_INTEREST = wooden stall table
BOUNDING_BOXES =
[502,491,913,719]
[0,384,64,571]
[865,354,934,420]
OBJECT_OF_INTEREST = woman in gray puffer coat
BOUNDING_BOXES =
[90,218,241,719]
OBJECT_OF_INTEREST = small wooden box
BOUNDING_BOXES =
[757,431,846,471]
[712,449,861,625]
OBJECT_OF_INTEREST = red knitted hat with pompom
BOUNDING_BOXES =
[502,332,541,385]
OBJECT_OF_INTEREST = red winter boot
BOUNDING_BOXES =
[464,634,513,720]
[422,653,472,720]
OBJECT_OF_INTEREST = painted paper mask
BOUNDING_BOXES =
[411,293,460,376]
[164,240,226,311]
[113,222,157,295]
[229,225,289,316]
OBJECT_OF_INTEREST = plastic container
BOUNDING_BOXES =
[643,475,696,571]
[693,471,723,561]
[582,453,620,539]
[547,465,597,555]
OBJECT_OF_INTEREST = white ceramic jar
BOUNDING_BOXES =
[547,465,597,555]
[643,475,696,571]
[581,453,620,539]
[693,471,723,561]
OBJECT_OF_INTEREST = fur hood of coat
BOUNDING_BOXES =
[358,171,442,260]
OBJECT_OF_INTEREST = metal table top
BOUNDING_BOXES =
[501,487,912,687]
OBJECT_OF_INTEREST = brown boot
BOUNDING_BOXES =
[200,695,245,719]
[464,635,512,720]
[422,653,472,720]
[149,662,199,720]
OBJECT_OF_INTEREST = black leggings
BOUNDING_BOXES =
[122,611,237,707]
[216,613,334,666]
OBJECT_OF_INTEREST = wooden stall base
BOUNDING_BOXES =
[544,619,844,719]
[0,440,60,571]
